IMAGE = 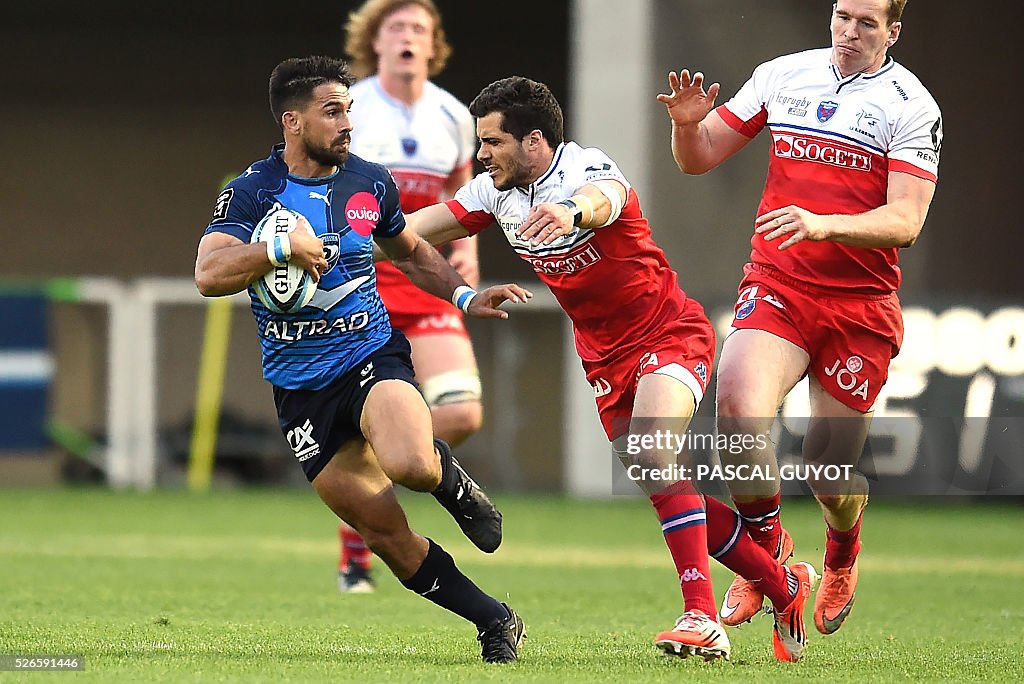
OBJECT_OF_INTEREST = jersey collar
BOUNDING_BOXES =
[516,142,568,199]
[830,55,895,93]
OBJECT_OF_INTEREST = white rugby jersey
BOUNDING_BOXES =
[447,142,692,362]
[719,47,942,293]
[348,77,476,307]
[349,77,476,212]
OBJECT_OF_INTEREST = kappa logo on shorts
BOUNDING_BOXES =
[640,353,660,371]
[824,356,869,401]
[287,419,320,462]
[736,285,785,321]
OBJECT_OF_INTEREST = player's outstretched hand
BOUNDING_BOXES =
[519,202,576,246]
[465,284,533,320]
[657,69,720,127]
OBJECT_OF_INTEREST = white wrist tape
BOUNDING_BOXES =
[451,285,477,313]
[267,234,291,266]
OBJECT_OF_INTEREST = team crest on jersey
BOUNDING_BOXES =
[401,137,418,156]
[321,233,341,274]
[817,100,839,123]
[736,299,757,320]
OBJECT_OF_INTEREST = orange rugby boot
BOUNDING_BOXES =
[814,558,859,635]
[655,610,731,661]
[720,527,795,626]
[771,561,819,662]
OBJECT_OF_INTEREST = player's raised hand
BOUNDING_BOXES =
[658,69,721,127]
[465,284,533,320]
[519,202,576,247]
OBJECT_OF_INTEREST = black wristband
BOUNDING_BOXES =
[557,198,583,225]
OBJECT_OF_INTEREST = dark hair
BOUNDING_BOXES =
[469,76,564,148]
[269,56,354,126]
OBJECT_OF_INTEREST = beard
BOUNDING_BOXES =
[305,133,351,168]
[492,156,531,191]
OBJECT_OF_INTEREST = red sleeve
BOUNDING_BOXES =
[889,159,938,183]
[717,103,767,139]
[445,199,495,236]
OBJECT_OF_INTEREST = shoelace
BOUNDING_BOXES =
[674,614,709,632]
[478,624,511,660]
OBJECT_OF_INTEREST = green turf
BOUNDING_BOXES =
[1,488,1021,682]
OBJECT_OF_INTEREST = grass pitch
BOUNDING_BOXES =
[1,487,1022,682]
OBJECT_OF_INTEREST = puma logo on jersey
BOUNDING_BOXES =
[309,191,331,206]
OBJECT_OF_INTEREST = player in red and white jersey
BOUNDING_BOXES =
[401,75,820,663]
[336,0,483,593]
[659,0,941,640]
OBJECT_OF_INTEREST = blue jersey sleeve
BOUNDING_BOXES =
[204,178,261,243]
[372,167,406,239]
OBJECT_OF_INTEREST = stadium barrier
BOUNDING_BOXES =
[3,278,1021,496]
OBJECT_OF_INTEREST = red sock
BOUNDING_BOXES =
[339,525,372,571]
[733,492,782,555]
[649,481,717,620]
[825,512,863,571]
[705,496,797,610]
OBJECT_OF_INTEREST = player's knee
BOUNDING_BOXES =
[431,401,483,445]
[388,447,442,492]
[813,491,865,513]
[716,411,764,441]
[716,388,758,422]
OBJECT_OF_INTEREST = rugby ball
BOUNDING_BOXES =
[250,208,317,314]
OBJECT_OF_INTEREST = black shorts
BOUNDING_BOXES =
[273,331,417,482]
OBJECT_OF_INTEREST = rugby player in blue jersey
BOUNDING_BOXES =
[194,56,530,663]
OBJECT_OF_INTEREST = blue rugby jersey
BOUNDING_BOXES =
[204,144,405,390]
